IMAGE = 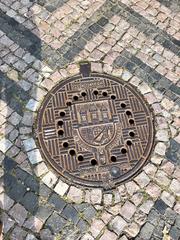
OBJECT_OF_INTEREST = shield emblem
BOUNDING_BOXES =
[74,100,115,147]
[79,124,115,146]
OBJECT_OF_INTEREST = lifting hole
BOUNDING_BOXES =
[111,95,116,100]
[69,149,76,156]
[121,103,126,108]
[93,90,98,95]
[126,140,132,146]
[60,111,65,117]
[81,92,87,97]
[129,131,135,137]
[73,95,79,101]
[78,155,84,161]
[126,110,132,116]
[66,101,72,106]
[129,119,134,125]
[121,148,127,154]
[58,129,64,136]
[58,120,63,126]
[63,142,69,148]
[111,156,117,162]
[102,91,108,97]
[91,159,97,166]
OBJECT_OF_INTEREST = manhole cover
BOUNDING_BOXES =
[36,63,154,189]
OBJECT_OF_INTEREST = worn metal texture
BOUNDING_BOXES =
[36,65,155,189]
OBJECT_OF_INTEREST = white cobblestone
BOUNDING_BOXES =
[54,179,69,197]
[161,191,175,207]
[26,99,39,111]
[23,138,36,152]
[27,149,43,165]
[42,171,58,188]
[34,162,49,177]
[170,179,180,197]
[154,142,167,156]
[67,186,83,203]
[91,189,102,204]
[0,138,13,153]
[109,216,127,235]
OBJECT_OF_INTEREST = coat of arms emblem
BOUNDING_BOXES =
[72,100,122,165]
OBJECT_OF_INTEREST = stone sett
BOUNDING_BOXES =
[125,181,139,196]
[8,112,22,126]
[10,226,27,240]
[150,155,163,165]
[23,138,36,152]
[90,219,105,238]
[156,129,169,142]
[170,179,180,197]
[54,179,69,197]
[26,234,38,240]
[99,229,117,240]
[173,168,180,181]
[0,192,14,210]
[154,142,167,156]
[0,138,13,153]
[161,191,175,208]
[134,171,150,188]
[109,216,127,235]
[90,189,102,204]
[34,162,49,177]
[146,183,162,199]
[155,170,171,187]
[42,171,58,188]
[161,161,175,175]
[103,193,113,206]
[139,222,154,240]
[26,99,39,111]
[9,203,27,226]
[114,190,121,204]
[1,212,15,234]
[81,233,94,240]
[120,201,136,220]
[140,200,154,214]
[174,203,180,214]
[23,216,43,232]
[40,229,55,240]
[27,149,43,165]
[67,186,83,203]
[101,211,113,224]
[124,222,140,238]
[131,193,144,206]
[108,204,121,215]
[134,211,147,226]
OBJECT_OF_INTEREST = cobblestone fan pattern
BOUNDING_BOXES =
[0,0,179,239]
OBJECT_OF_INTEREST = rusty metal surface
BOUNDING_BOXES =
[36,67,154,189]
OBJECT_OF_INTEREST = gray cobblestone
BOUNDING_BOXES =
[46,212,67,234]
[9,203,28,226]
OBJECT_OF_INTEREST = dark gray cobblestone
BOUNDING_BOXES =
[135,201,180,240]
[114,50,180,105]
[157,0,180,12]
[117,1,180,56]
[35,0,69,13]
[166,139,180,165]
[2,156,93,237]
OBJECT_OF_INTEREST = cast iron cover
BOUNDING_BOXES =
[36,63,154,189]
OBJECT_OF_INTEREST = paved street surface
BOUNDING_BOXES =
[0,0,180,239]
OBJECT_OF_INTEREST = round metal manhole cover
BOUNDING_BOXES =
[36,63,154,189]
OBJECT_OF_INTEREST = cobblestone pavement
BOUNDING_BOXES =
[0,0,180,239]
